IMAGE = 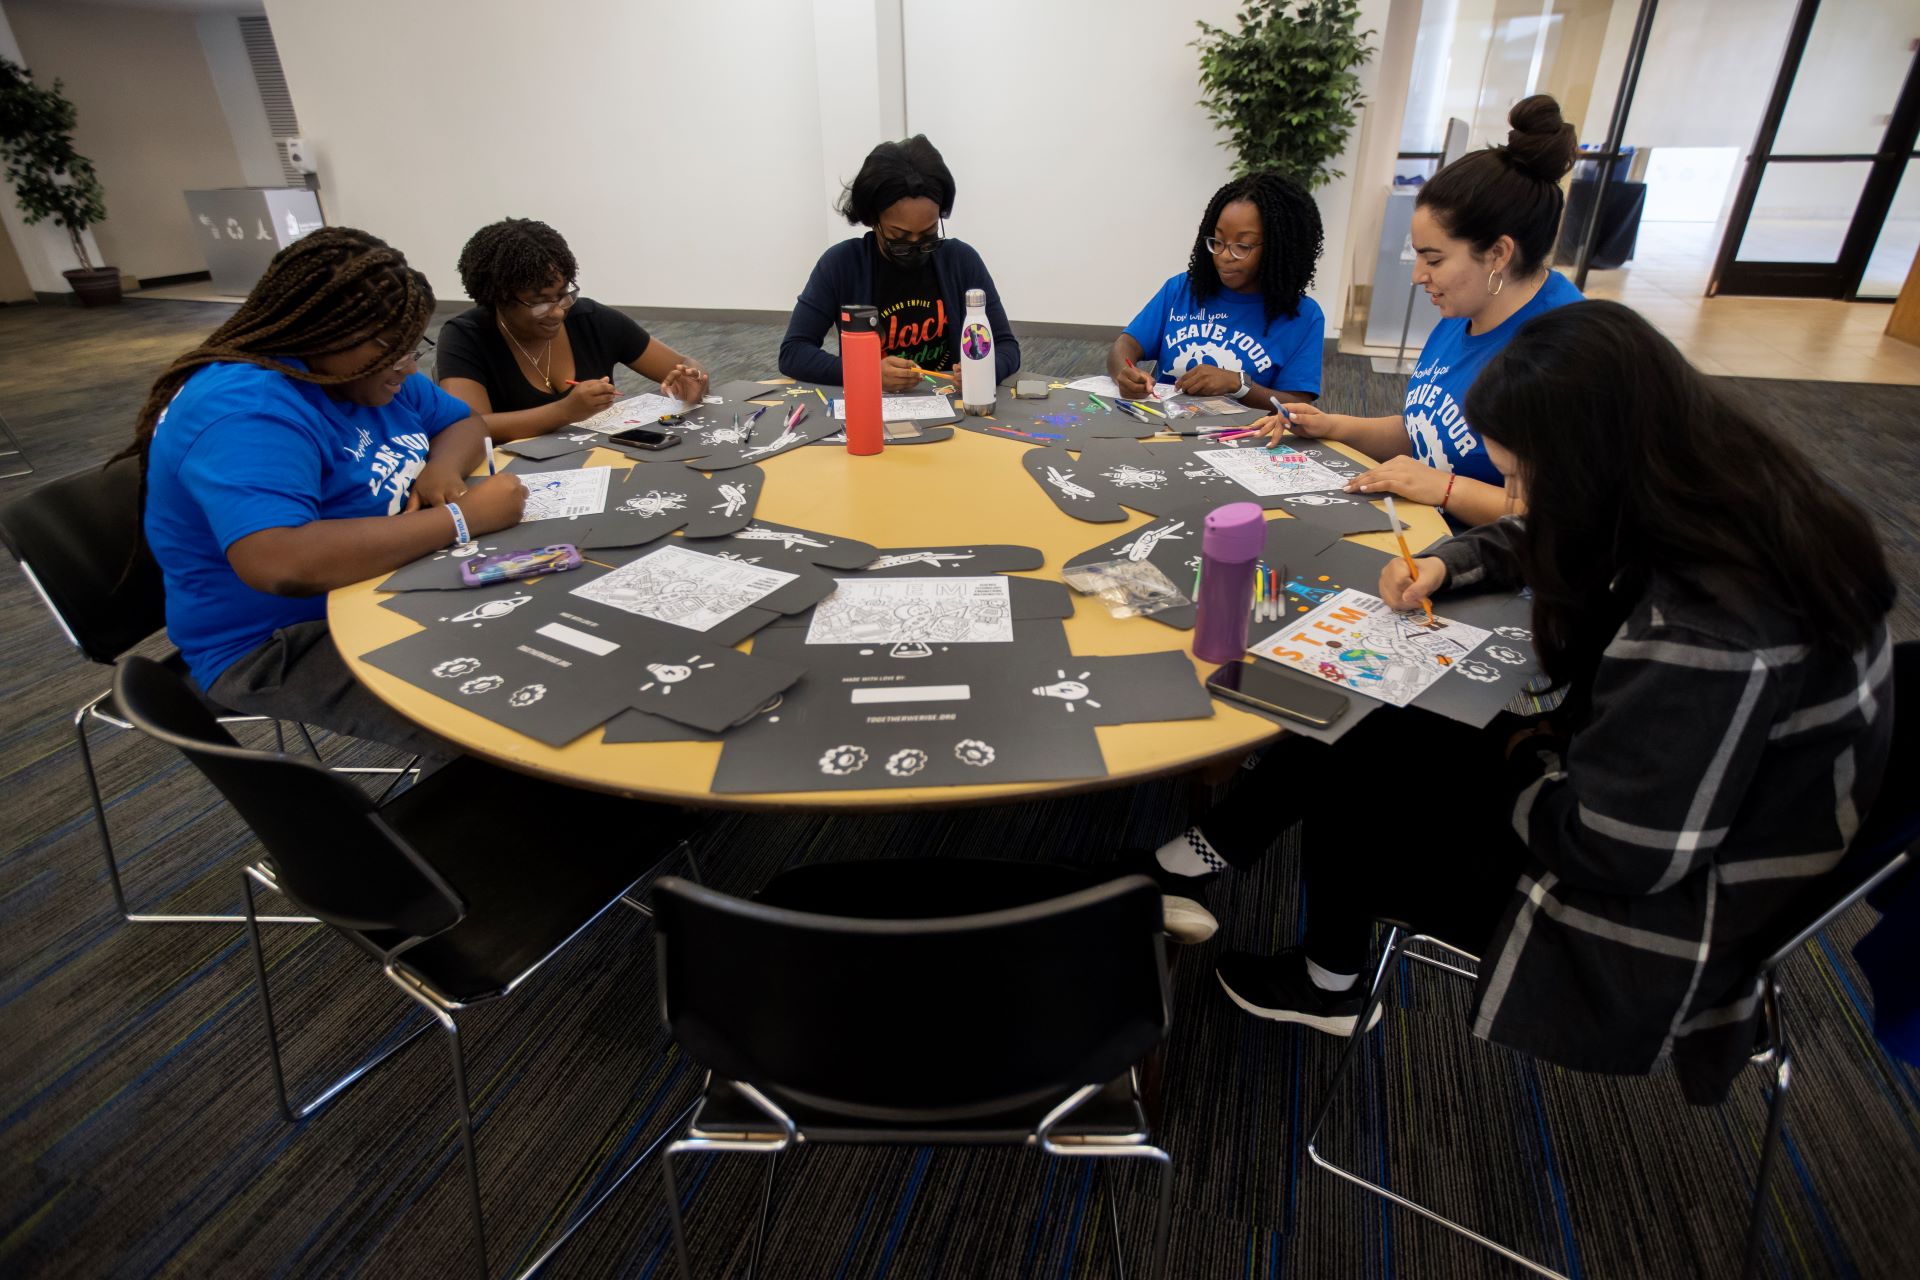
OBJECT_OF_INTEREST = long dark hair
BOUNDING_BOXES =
[125,227,434,468]
[1466,301,1894,689]
[1418,95,1577,277]
[1186,172,1322,325]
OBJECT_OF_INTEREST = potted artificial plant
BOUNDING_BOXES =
[1193,0,1376,189]
[0,56,117,306]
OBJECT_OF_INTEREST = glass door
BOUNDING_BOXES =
[1712,0,1920,298]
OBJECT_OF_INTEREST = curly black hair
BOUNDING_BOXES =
[455,217,578,307]
[1187,173,1322,325]
[835,135,956,226]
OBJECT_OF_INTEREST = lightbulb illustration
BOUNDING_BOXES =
[638,655,716,695]
[1032,671,1101,713]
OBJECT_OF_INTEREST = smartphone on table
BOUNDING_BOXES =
[608,425,682,450]
[459,544,583,587]
[1205,660,1349,728]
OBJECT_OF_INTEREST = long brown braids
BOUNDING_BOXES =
[124,226,435,467]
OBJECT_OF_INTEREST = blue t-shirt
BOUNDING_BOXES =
[1401,271,1584,485]
[144,360,472,688]
[1123,273,1324,396]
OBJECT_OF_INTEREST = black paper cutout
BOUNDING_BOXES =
[814,424,957,448]
[497,450,593,475]
[960,375,1161,449]
[376,536,513,592]
[572,464,764,549]
[689,402,844,471]
[498,429,601,462]
[1019,446,1131,522]
[857,544,1045,576]
[1014,650,1214,727]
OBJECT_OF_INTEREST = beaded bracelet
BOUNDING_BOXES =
[445,501,470,546]
[1440,474,1457,511]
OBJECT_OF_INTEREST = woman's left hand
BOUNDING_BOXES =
[1172,364,1241,397]
[1345,455,1450,505]
[661,363,709,405]
[406,459,470,511]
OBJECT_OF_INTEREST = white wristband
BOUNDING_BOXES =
[445,501,470,546]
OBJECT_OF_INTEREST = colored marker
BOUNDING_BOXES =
[813,387,828,406]
[1086,392,1113,412]
[1383,495,1436,627]
[1215,428,1261,441]
[481,435,496,475]
[744,405,768,428]
[786,403,809,430]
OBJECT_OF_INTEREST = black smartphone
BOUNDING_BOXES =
[1205,661,1349,728]
[608,425,682,450]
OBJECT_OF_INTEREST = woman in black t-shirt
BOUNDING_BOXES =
[437,218,709,440]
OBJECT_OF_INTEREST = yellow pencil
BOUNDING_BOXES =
[1382,495,1435,626]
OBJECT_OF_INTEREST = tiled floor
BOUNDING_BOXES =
[1345,220,1920,385]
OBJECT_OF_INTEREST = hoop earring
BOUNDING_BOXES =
[1487,269,1505,297]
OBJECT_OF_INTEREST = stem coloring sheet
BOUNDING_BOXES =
[575,393,683,432]
[1251,588,1493,707]
[830,395,958,422]
[518,466,613,522]
[805,576,1015,646]
[1193,447,1349,497]
[569,542,798,632]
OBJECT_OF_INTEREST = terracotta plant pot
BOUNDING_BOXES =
[62,266,122,307]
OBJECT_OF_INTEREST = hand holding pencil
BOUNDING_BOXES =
[1381,495,1439,625]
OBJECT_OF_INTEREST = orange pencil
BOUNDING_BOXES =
[914,367,955,381]
[1382,495,1435,626]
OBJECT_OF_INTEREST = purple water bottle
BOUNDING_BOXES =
[1192,502,1265,663]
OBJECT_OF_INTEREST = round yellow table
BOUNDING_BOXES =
[330,424,1446,809]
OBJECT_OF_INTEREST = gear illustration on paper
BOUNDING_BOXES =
[1458,660,1502,683]
[819,744,869,776]
[954,739,997,767]
[1493,626,1533,642]
[458,675,504,695]
[885,748,928,777]
[1484,645,1525,665]
[508,684,546,708]
[432,657,482,678]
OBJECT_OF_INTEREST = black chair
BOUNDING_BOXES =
[0,407,31,479]
[1305,641,1920,1280]
[0,454,414,924]
[113,654,703,1280]
[651,859,1174,1279]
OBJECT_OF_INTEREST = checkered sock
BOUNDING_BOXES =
[1155,827,1227,878]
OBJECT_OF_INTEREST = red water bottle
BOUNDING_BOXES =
[839,304,883,456]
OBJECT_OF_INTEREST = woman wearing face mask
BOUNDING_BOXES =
[1252,95,1582,527]
[779,135,1020,392]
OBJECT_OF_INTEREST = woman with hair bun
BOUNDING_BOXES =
[1255,95,1584,527]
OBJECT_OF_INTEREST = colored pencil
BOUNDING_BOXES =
[1124,357,1163,398]
[1382,495,1436,626]
[915,367,955,381]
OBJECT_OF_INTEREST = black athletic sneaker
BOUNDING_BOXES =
[1215,948,1383,1035]
[1117,848,1220,944]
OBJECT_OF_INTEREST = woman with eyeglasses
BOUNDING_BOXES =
[1107,172,1325,407]
[129,227,522,756]
[1251,96,1584,527]
[780,134,1020,392]
[437,218,709,439]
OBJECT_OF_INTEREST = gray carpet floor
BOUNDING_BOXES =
[0,298,1916,1279]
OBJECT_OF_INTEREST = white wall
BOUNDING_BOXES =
[265,0,830,314]
[901,0,1390,335]
[197,9,285,190]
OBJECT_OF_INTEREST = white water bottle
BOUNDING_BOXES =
[958,288,996,416]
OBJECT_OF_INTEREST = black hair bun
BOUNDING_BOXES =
[1505,95,1577,184]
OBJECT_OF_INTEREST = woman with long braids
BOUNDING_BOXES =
[133,227,525,756]
[1253,95,1584,526]
[1204,302,1892,1105]
[437,217,709,438]
[1107,171,1325,405]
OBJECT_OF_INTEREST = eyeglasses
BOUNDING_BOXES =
[374,333,435,371]
[517,283,580,318]
[1204,236,1262,261]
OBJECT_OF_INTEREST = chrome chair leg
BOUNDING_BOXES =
[1743,977,1792,1280]
[445,1015,490,1280]
[1304,927,1573,1280]
[747,1149,779,1280]
[241,870,429,1121]
[1100,1161,1127,1280]
[660,1146,696,1279]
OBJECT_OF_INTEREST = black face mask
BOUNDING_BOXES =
[878,233,938,268]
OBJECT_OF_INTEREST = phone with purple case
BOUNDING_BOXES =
[458,544,583,587]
